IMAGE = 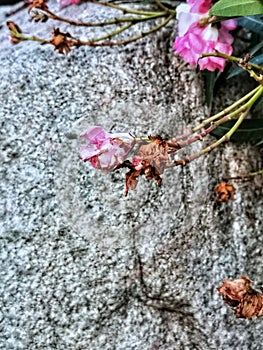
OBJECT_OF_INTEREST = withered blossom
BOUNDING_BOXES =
[215,181,235,202]
[217,276,263,319]
[80,126,135,171]
[28,0,49,13]
[29,10,49,23]
[50,28,76,54]
[124,135,168,195]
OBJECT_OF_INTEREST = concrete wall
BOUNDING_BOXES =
[1,1,263,349]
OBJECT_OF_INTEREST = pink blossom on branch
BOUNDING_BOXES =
[174,0,237,71]
[80,126,135,171]
[58,0,80,8]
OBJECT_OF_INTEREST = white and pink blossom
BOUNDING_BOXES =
[174,0,237,71]
[58,0,80,8]
[80,126,135,171]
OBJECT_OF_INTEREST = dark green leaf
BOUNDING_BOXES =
[227,54,263,79]
[256,139,263,146]
[253,94,263,112]
[211,119,263,143]
[250,40,263,56]
[236,15,263,34]
[210,0,263,17]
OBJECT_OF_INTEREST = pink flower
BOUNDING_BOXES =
[80,126,135,171]
[58,0,80,8]
[174,0,237,71]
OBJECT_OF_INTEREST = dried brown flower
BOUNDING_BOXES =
[217,275,263,319]
[215,181,235,202]
[29,10,49,23]
[50,28,76,54]
[136,135,169,174]
[28,0,49,13]
[123,136,168,195]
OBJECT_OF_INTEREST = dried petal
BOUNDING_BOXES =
[125,168,141,196]
[28,0,49,12]
[217,276,263,319]
[135,135,169,174]
[30,10,49,23]
[122,135,169,195]
[215,181,235,202]
[50,28,76,54]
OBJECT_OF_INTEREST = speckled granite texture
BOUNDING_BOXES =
[0,1,263,349]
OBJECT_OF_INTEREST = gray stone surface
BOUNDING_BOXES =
[0,1,263,349]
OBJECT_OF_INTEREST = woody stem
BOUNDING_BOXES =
[86,0,163,16]
[201,52,263,74]
[167,109,249,167]
[77,13,175,46]
[192,85,262,133]
[225,169,263,181]
[43,8,167,27]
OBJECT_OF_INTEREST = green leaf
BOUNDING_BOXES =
[236,15,263,34]
[250,40,263,56]
[210,0,263,17]
[211,119,263,143]
[256,139,263,146]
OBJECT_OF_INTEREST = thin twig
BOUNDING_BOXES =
[225,169,263,180]
[168,111,249,167]
[42,8,166,27]
[5,1,28,17]
[201,52,263,74]
[166,86,263,167]
[87,0,163,16]
[77,13,175,46]
[91,22,133,42]
[154,0,176,15]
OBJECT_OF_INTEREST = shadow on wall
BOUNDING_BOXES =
[0,0,21,5]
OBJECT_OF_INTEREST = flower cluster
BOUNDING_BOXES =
[80,126,135,172]
[174,0,237,71]
[80,127,172,195]
[58,0,80,8]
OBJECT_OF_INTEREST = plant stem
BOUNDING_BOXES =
[91,22,133,42]
[168,123,216,150]
[154,0,176,15]
[250,169,263,177]
[16,33,50,44]
[167,85,263,167]
[78,13,175,46]
[168,110,249,167]
[192,85,262,133]
[201,52,263,74]
[225,169,263,180]
[11,10,175,48]
[87,0,163,16]
[5,1,27,17]
[43,8,166,27]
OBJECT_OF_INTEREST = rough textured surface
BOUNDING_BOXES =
[0,1,263,349]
